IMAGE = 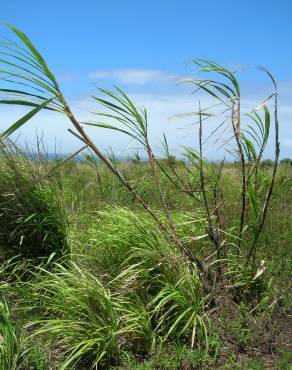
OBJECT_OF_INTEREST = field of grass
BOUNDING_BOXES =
[0,147,291,370]
[0,23,291,369]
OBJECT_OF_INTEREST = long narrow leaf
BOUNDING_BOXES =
[5,23,60,91]
[0,98,53,139]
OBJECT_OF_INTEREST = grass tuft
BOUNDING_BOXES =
[0,142,68,259]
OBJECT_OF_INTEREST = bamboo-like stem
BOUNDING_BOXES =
[231,98,247,249]
[64,105,162,222]
[212,160,225,260]
[198,104,220,256]
[247,71,280,263]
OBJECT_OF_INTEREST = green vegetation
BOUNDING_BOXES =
[0,142,68,259]
[0,24,291,369]
[0,153,291,369]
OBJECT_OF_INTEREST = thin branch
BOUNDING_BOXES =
[156,160,202,202]
[43,144,88,178]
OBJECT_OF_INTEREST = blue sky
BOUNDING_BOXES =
[1,0,292,158]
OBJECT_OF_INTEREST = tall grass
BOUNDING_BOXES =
[5,207,208,368]
[0,22,289,369]
[0,142,68,259]
[0,299,26,370]
[0,164,290,368]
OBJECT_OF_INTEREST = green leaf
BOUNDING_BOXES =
[263,105,270,144]
[246,124,262,147]
[91,95,142,133]
[0,48,45,75]
[248,182,258,219]
[91,87,149,146]
[191,58,240,95]
[114,85,147,131]
[0,57,55,89]
[0,98,53,139]
[0,88,46,100]
[241,133,257,161]
[190,80,227,104]
[5,23,60,91]
[0,69,58,96]
[162,132,170,158]
[82,122,144,144]
[0,99,58,111]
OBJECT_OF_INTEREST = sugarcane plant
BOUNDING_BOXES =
[0,23,279,278]
[0,23,205,273]
[168,60,280,268]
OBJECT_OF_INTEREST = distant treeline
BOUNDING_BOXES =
[10,152,292,167]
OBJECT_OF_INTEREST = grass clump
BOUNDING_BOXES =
[0,143,68,259]
[10,208,208,369]
[0,299,26,369]
[23,260,154,369]
[71,207,180,281]
[28,262,123,369]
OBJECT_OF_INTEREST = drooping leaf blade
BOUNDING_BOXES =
[4,23,60,91]
[0,97,53,139]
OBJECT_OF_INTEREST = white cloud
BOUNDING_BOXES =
[0,92,214,156]
[88,68,176,85]
[56,71,77,82]
[1,84,292,159]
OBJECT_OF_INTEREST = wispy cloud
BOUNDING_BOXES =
[88,68,177,85]
[1,83,291,159]
[56,71,78,82]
